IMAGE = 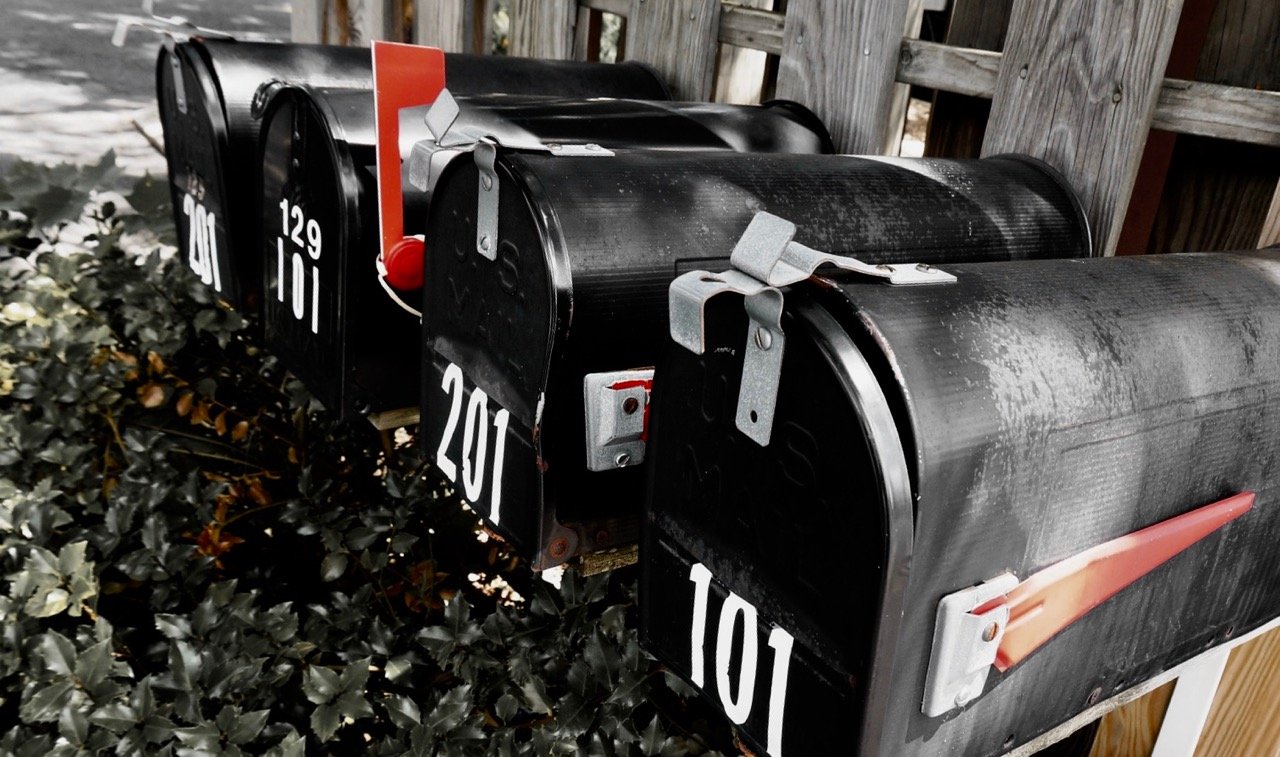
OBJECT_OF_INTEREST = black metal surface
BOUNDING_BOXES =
[262,90,831,418]
[260,86,427,417]
[156,39,670,315]
[156,41,373,314]
[421,151,1092,567]
[642,249,1280,756]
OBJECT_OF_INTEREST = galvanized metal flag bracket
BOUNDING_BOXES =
[583,370,655,472]
[669,211,955,446]
[921,491,1255,718]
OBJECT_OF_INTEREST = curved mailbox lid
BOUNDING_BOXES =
[261,89,830,419]
[815,250,1280,754]
[422,152,1092,569]
[157,39,672,316]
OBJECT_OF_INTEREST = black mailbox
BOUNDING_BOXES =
[641,221,1280,756]
[156,39,669,315]
[259,88,833,421]
[156,40,373,314]
[421,153,1091,569]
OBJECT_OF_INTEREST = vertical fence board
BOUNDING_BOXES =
[1110,0,1217,256]
[1144,0,1280,253]
[1263,187,1280,247]
[774,0,913,154]
[627,0,722,100]
[416,0,474,52]
[981,0,1185,256]
[573,6,600,60]
[713,0,772,104]
[510,0,577,59]
[884,0,926,155]
[292,0,325,43]
[352,0,398,44]
[923,0,1013,158]
[1087,682,1175,757]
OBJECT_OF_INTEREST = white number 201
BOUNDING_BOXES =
[182,194,221,292]
[435,363,511,523]
[689,563,794,757]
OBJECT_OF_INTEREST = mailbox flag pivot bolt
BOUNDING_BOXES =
[384,237,425,291]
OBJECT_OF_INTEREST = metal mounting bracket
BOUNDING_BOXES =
[669,211,956,447]
[583,369,654,472]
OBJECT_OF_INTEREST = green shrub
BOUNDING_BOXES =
[0,153,728,756]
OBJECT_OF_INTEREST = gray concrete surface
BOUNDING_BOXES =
[0,1,290,175]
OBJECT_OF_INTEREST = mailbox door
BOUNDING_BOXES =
[260,91,358,413]
[156,45,238,306]
[641,293,913,757]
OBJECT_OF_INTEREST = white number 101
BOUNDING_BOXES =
[689,563,794,757]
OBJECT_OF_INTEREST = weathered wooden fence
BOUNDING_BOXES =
[293,0,1280,752]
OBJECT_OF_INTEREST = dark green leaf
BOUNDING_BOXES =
[310,703,341,742]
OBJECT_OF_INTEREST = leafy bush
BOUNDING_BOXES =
[0,153,728,756]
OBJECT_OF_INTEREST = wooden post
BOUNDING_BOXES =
[981,0,1185,256]
[713,0,772,104]
[573,6,602,61]
[416,0,475,52]
[627,0,723,101]
[1143,0,1280,253]
[884,0,926,156]
[773,0,913,154]
[351,0,399,44]
[292,0,325,43]
[1263,187,1280,247]
[1088,682,1175,757]
[1190,630,1280,755]
[923,0,1014,158]
[509,0,577,59]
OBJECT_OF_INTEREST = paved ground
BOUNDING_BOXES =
[0,0,290,176]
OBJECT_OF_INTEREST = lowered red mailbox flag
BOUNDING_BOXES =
[372,41,445,287]
[975,490,1256,672]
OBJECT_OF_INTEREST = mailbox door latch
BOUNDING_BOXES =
[669,211,955,446]
[584,370,654,472]
[407,88,616,261]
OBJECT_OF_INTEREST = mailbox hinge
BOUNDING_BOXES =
[408,89,615,261]
[669,211,956,446]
